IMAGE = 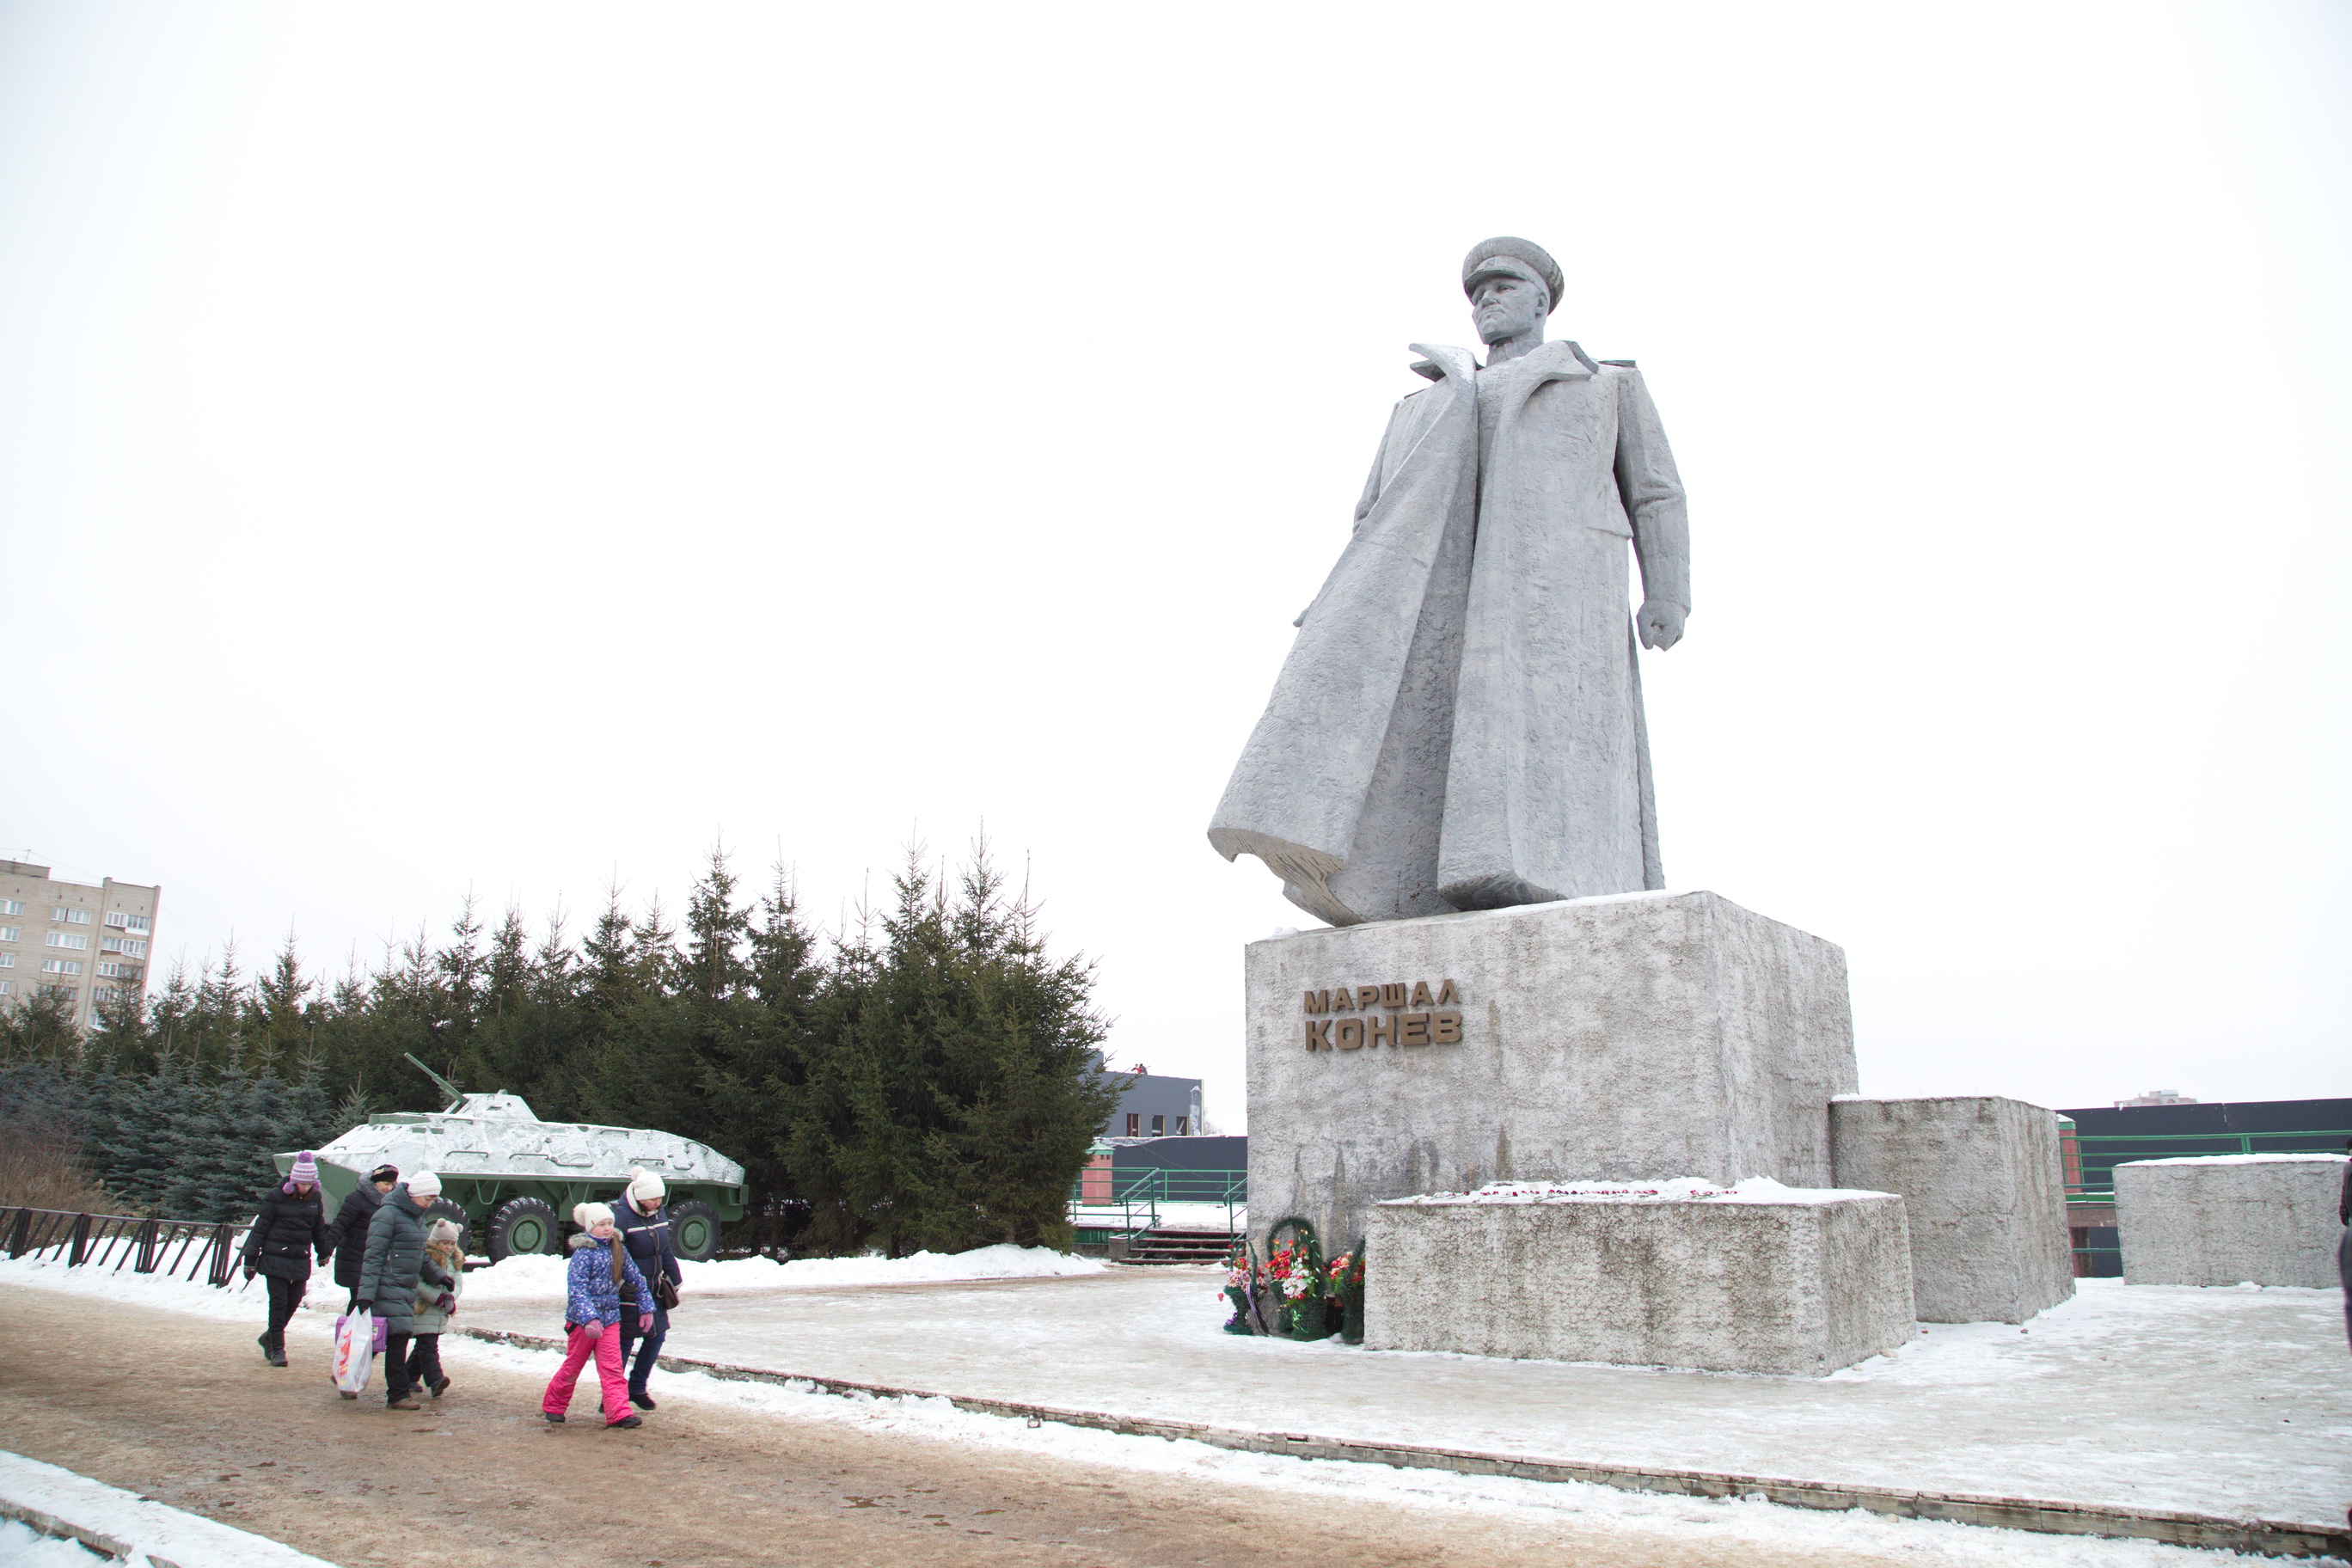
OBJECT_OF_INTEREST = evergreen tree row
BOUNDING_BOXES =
[0,842,1120,1253]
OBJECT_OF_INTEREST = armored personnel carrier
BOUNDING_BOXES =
[278,1057,746,1263]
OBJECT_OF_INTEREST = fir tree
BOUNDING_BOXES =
[14,826,1118,1247]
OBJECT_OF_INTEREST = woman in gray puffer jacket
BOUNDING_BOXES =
[356,1171,456,1411]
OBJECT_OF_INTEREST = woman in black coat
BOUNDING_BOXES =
[325,1164,400,1311]
[240,1150,333,1367]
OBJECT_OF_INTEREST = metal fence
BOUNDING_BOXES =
[0,1206,250,1287]
[2060,1127,2351,1274]
[1068,1167,1246,1235]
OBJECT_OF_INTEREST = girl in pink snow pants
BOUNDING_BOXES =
[542,1202,651,1429]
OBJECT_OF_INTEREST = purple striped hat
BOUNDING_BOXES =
[287,1151,321,1188]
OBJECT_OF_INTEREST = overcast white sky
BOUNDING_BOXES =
[3,3,2346,1127]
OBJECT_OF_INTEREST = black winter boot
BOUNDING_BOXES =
[259,1332,287,1367]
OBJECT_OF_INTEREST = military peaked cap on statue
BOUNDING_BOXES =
[1461,236,1564,316]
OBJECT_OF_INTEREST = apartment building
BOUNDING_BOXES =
[0,860,162,1026]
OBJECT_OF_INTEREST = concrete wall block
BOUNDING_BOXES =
[1245,891,1857,1253]
[2115,1155,2349,1288]
[1829,1095,2075,1324]
[1363,1191,1914,1375]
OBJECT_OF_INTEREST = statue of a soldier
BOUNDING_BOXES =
[1210,237,1691,927]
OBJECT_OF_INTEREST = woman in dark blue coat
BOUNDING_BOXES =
[611,1167,683,1410]
[325,1163,400,1311]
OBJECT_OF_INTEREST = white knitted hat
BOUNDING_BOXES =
[576,1201,615,1229]
[627,1167,665,1204]
[406,1170,442,1199]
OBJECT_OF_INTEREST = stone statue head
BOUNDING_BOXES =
[1461,236,1563,347]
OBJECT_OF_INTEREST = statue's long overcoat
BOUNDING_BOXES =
[1209,339,1689,927]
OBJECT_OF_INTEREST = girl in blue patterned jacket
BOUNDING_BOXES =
[540,1202,652,1429]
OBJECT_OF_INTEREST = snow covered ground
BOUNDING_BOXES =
[0,1518,98,1566]
[450,1241,1105,1302]
[421,1331,2322,1568]
[7,1249,2348,1565]
[0,1451,338,1568]
[439,1262,2352,1531]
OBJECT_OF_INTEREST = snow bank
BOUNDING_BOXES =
[0,1241,1106,1320]
[0,1254,270,1321]
[0,1518,103,1566]
[1386,1177,1894,1206]
[0,1451,338,1568]
[371,1242,1106,1302]
[2115,1153,2349,1167]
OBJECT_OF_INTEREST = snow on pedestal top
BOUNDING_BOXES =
[1379,1177,1895,1207]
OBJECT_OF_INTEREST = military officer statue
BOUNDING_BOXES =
[1210,236,1691,928]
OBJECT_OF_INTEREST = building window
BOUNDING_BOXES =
[102,912,153,932]
[0,953,14,969]
[126,914,150,933]
[1174,1117,1190,1136]
[0,979,11,995]
[1125,1113,1140,1136]
[0,900,20,916]
[50,908,91,925]
[46,932,89,950]
[40,959,83,976]
[36,984,77,1002]
[95,961,142,980]
[99,935,146,957]
[1150,1115,1165,1136]
[0,927,18,943]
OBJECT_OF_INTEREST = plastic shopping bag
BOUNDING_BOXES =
[340,1309,388,1352]
[331,1308,378,1395]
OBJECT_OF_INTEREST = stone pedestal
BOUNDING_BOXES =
[1830,1095,2074,1323]
[1363,1185,1915,1375]
[2116,1155,2349,1288]
[1245,891,1857,1253]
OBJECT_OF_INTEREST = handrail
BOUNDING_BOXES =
[0,1205,249,1288]
[1068,1167,1248,1236]
[2061,1129,2350,1203]
[2067,1130,2352,1145]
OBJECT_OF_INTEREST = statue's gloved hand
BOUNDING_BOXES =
[1636,600,1687,651]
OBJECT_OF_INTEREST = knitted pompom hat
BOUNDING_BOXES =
[577,1201,615,1229]
[406,1170,442,1199]
[627,1166,665,1204]
[426,1218,463,1246]
[287,1151,320,1185]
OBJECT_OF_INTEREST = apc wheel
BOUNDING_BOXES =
[668,1199,721,1262]
[423,1197,470,1236]
[487,1197,560,1263]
